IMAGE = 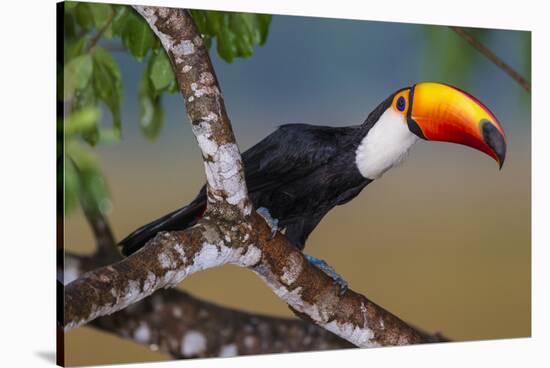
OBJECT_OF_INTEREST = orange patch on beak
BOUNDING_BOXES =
[408,82,507,168]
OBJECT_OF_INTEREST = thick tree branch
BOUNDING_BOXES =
[65,202,353,356]
[450,26,531,93]
[133,5,252,220]
[64,252,353,357]
[64,5,447,348]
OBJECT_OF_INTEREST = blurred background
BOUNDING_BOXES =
[62,5,531,366]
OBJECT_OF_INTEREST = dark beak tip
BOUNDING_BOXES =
[481,120,506,171]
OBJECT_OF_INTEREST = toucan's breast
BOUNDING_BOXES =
[355,108,419,180]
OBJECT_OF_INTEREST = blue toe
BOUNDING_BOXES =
[305,255,347,294]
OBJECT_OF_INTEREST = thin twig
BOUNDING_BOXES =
[79,202,118,257]
[87,9,116,51]
[450,26,531,93]
[69,157,118,257]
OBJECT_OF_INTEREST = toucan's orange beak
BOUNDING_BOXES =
[407,82,507,169]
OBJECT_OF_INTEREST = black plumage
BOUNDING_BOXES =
[120,92,396,256]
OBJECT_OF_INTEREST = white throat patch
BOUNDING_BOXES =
[355,108,419,180]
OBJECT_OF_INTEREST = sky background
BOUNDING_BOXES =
[64,10,531,366]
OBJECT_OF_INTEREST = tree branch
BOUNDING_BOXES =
[450,26,531,93]
[64,205,354,356]
[133,6,252,220]
[78,200,118,258]
[64,6,447,348]
[64,252,353,357]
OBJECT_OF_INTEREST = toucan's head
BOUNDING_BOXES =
[356,82,507,180]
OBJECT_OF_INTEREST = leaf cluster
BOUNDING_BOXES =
[61,2,272,216]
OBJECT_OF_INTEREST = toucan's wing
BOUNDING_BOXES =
[120,124,356,255]
[119,193,206,256]
[241,123,355,194]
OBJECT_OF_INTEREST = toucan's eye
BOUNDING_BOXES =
[396,96,406,112]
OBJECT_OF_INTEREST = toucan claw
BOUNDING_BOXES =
[256,207,279,240]
[305,254,348,294]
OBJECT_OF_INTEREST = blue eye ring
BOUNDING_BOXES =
[396,96,406,112]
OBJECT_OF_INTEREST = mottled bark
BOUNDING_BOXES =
[63,5,447,348]
[92,287,355,358]
[64,252,353,358]
[133,5,251,220]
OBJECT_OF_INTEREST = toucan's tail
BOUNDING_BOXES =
[119,198,206,256]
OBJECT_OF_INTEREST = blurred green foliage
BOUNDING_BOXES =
[60,2,272,216]
[190,10,271,62]
[61,2,529,219]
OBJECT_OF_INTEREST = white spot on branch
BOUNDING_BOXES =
[173,39,195,56]
[158,252,175,269]
[134,322,151,343]
[219,343,238,357]
[64,257,80,285]
[193,35,204,47]
[133,6,175,52]
[142,272,157,294]
[197,135,218,157]
[238,245,262,267]
[204,144,248,207]
[181,330,207,356]
[172,306,183,318]
[174,242,186,258]
[243,335,256,349]
[191,82,220,98]
[199,72,215,85]
[192,242,232,270]
[202,112,218,122]
[281,252,303,286]
[192,120,217,157]
[324,320,379,348]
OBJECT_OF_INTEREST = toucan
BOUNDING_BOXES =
[120,82,506,273]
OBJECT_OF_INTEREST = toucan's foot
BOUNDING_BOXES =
[256,207,279,239]
[304,255,348,294]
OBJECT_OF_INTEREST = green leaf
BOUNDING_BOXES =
[73,81,97,110]
[65,106,101,137]
[74,3,94,29]
[67,141,112,214]
[217,24,236,62]
[111,5,129,36]
[64,54,93,100]
[205,11,224,34]
[65,1,78,12]
[138,58,164,140]
[98,128,123,144]
[121,11,155,61]
[149,50,175,93]
[92,46,122,138]
[256,14,272,45]
[64,37,86,64]
[189,9,207,33]
[64,1,78,11]
[89,3,114,38]
[63,4,78,38]
[231,14,254,58]
[190,11,272,63]
[64,156,79,215]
